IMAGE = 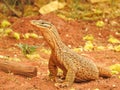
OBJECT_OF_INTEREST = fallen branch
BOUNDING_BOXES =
[0,60,37,77]
[2,0,22,17]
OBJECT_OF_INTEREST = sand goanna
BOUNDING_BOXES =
[30,20,112,88]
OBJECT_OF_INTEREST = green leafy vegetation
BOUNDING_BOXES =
[16,43,41,60]
[16,43,37,55]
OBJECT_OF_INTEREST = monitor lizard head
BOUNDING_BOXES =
[30,20,52,30]
[30,20,62,50]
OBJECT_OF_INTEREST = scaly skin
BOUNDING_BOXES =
[30,20,112,88]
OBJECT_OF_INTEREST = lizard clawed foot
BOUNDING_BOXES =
[43,75,56,82]
[55,78,64,83]
[55,82,70,88]
[43,76,63,83]
[42,76,51,81]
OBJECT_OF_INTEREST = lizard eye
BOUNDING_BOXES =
[41,22,51,28]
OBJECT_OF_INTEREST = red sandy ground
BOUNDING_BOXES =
[0,13,120,90]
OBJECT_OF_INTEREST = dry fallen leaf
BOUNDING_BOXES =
[111,71,119,75]
[73,47,83,52]
[114,45,120,52]
[39,1,66,14]
[84,41,94,51]
[1,20,11,28]
[26,53,40,60]
[40,48,51,54]
[107,44,114,50]
[70,87,76,90]
[13,32,20,40]
[109,64,120,75]
[5,28,13,35]
[96,46,105,51]
[94,88,99,90]
[57,14,73,20]
[83,34,94,41]
[96,20,105,27]
[118,76,120,79]
[108,35,120,44]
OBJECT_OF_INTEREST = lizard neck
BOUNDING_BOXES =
[42,26,65,52]
[53,37,65,52]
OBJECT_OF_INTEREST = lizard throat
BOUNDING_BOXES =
[42,30,64,52]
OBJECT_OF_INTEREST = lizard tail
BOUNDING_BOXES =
[97,66,112,78]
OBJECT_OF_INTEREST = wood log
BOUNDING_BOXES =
[0,60,37,77]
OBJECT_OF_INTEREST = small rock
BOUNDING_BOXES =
[112,84,116,88]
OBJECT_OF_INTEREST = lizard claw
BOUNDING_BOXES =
[43,75,56,82]
[55,82,70,88]
[43,76,63,83]
[42,76,51,81]
[55,78,64,83]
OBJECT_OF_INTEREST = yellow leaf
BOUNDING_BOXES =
[26,53,40,60]
[30,33,39,38]
[83,34,94,41]
[0,55,21,62]
[73,47,83,52]
[5,28,13,34]
[84,41,94,51]
[40,48,51,54]
[0,28,4,33]
[57,68,63,77]
[1,20,11,28]
[70,88,76,90]
[23,33,30,39]
[8,57,21,62]
[23,33,39,39]
[118,76,120,79]
[0,55,4,58]
[94,88,99,90]
[13,32,20,40]
[109,64,120,74]
[114,45,120,52]
[108,35,120,44]
[39,1,66,14]
[111,71,119,75]
[96,46,105,51]
[96,21,105,27]
[57,14,73,20]
[107,44,114,50]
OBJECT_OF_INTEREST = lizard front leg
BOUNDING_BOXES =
[48,54,58,82]
[55,63,76,88]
